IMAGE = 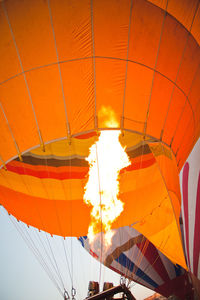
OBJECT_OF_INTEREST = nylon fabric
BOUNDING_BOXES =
[0,0,200,270]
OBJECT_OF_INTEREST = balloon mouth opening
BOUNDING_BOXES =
[2,130,180,247]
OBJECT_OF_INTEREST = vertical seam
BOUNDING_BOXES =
[160,1,200,141]
[121,0,134,129]
[0,102,22,160]
[47,0,71,137]
[144,0,169,136]
[170,62,200,147]
[90,0,97,129]
[2,1,44,149]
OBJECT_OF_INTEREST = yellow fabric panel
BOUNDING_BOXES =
[0,154,159,201]
[119,131,144,149]
[129,151,185,268]
[168,191,181,221]
[120,163,163,193]
[0,138,176,210]
[124,63,154,133]
[60,60,95,134]
[0,131,186,268]
[0,5,21,82]
[30,136,96,157]
[132,195,174,237]
[156,14,188,82]
[149,143,172,159]
[93,0,131,59]
[118,178,171,233]
[1,155,180,238]
[150,144,181,204]
[134,218,187,269]
[25,65,68,143]
[129,0,164,69]
[0,169,86,201]
[2,178,186,266]
[4,0,57,70]
[1,157,177,238]
[50,0,92,60]
[96,59,126,128]
[0,76,39,153]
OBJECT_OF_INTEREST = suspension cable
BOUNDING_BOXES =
[6,213,63,297]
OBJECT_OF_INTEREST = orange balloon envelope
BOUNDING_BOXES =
[0,0,200,270]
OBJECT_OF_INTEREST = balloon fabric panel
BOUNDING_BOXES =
[0,0,200,271]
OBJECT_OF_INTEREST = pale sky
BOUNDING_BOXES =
[0,206,154,300]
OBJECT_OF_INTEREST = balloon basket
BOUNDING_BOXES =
[85,283,136,300]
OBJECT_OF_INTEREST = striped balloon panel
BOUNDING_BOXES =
[0,131,177,240]
[79,226,185,296]
[181,139,200,279]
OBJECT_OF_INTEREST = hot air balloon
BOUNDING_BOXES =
[180,138,200,298]
[0,0,200,298]
[79,226,193,299]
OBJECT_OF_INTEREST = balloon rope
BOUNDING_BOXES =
[133,4,168,266]
[6,212,63,297]
[128,132,146,280]
[42,153,70,292]
[61,238,73,286]
[131,237,168,289]
[46,3,77,291]
[133,235,146,278]
[44,142,73,288]
[153,142,185,265]
[34,229,68,284]
[44,233,66,291]
[124,231,144,280]
[120,0,133,278]
[129,235,146,280]
[136,239,149,272]
[24,227,65,294]
[124,229,134,279]
[0,168,65,293]
[95,143,103,287]
[18,152,67,293]
[26,160,65,288]
[68,140,74,291]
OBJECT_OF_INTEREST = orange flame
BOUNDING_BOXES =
[84,107,130,246]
